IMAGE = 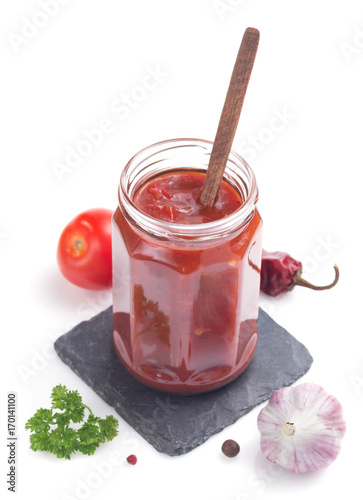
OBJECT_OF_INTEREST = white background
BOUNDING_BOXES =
[1,0,362,498]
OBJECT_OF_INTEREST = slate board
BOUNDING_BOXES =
[54,307,313,456]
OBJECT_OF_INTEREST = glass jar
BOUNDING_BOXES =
[112,139,263,394]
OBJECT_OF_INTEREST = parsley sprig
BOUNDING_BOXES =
[25,385,119,460]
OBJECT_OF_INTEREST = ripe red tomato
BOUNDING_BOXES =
[57,208,113,290]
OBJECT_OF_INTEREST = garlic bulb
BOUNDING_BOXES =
[257,383,346,473]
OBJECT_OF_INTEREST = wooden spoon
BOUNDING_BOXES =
[200,27,260,207]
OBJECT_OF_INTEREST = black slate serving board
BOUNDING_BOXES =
[54,307,313,456]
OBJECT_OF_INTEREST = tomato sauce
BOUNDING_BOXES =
[133,171,242,224]
[112,169,262,394]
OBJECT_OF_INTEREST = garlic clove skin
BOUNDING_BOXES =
[257,383,346,473]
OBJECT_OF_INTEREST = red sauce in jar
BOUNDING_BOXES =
[133,171,242,223]
[112,170,262,394]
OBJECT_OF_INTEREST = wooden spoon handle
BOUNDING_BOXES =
[200,28,260,207]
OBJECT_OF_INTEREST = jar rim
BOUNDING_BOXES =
[119,138,259,241]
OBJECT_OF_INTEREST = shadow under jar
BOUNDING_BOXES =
[112,139,263,394]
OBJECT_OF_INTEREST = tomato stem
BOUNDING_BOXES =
[73,238,84,250]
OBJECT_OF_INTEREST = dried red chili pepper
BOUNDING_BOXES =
[260,250,339,297]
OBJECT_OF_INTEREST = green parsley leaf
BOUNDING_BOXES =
[25,385,119,460]
[48,427,79,459]
[29,431,50,452]
[98,415,119,442]
[25,408,53,433]
[51,385,68,410]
